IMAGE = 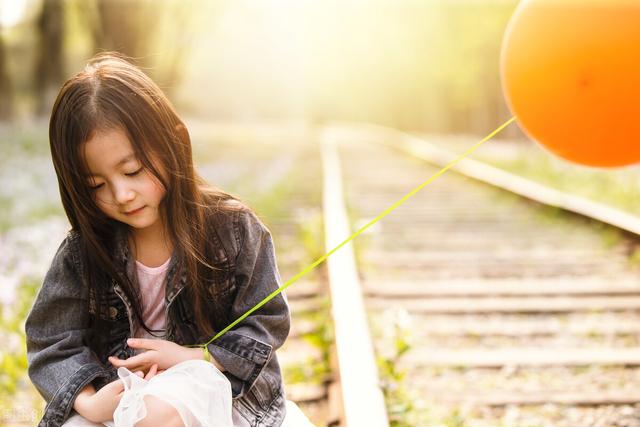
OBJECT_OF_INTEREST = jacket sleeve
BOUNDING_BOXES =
[207,210,291,396]
[25,233,112,427]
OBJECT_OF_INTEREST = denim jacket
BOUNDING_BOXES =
[25,202,291,426]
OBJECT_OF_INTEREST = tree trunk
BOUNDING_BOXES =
[0,34,13,120]
[35,0,65,116]
[94,0,157,66]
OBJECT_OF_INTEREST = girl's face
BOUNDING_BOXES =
[82,127,167,234]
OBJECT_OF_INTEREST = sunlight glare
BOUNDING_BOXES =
[0,0,28,28]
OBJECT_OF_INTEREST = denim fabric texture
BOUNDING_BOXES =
[25,202,291,426]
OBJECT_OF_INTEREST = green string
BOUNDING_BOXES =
[187,118,516,356]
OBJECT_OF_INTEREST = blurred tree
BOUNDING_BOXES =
[85,0,194,95]
[0,33,12,120]
[152,1,197,93]
[35,0,65,115]
[93,0,157,61]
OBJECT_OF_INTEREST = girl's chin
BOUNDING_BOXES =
[126,215,163,232]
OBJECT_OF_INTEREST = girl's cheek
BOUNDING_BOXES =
[150,179,167,200]
[94,193,111,208]
[95,195,116,215]
[150,174,166,194]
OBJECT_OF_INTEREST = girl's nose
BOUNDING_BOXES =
[113,182,135,205]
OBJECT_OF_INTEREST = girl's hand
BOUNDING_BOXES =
[82,377,123,423]
[108,338,201,373]
[78,366,157,423]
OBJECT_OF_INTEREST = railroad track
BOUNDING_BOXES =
[320,124,640,426]
[190,123,339,426]
[8,121,640,426]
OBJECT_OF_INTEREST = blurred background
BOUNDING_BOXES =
[1,0,519,133]
[4,1,640,426]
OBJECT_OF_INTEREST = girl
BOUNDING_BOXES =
[25,52,308,426]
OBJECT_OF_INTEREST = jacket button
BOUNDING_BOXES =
[109,306,118,319]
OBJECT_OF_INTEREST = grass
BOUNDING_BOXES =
[0,123,61,234]
[0,121,50,158]
[0,276,44,419]
[440,137,640,215]
[0,122,60,415]
[419,136,640,256]
[282,296,333,385]
[281,210,333,388]
[488,154,640,212]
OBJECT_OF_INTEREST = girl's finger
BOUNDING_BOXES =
[144,364,158,381]
[127,338,158,350]
[108,353,150,369]
[125,365,149,374]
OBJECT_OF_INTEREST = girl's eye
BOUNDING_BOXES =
[126,168,143,177]
[89,183,104,191]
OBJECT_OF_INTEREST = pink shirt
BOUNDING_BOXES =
[132,257,171,340]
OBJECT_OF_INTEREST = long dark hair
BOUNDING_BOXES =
[49,52,243,339]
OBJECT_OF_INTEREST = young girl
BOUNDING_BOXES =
[25,53,309,427]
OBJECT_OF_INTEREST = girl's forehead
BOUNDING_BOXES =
[85,126,131,146]
[82,128,137,176]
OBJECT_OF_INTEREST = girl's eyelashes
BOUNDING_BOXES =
[88,168,144,190]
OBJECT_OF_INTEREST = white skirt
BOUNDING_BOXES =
[62,360,314,427]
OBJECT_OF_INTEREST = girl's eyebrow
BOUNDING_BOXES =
[114,154,136,168]
[85,154,137,178]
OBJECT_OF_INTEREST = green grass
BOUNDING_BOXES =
[472,140,640,214]
[0,120,59,409]
[0,277,42,417]
[417,137,640,255]
[0,123,61,234]
[283,297,333,386]
[420,136,640,215]
[0,122,50,159]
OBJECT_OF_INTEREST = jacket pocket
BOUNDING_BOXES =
[89,288,127,322]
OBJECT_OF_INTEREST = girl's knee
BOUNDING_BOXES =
[134,395,185,427]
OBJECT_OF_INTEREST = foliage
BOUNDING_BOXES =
[283,297,333,386]
[375,308,425,426]
[295,211,325,269]
[473,142,640,215]
[283,213,333,386]
[0,123,63,234]
[0,277,42,418]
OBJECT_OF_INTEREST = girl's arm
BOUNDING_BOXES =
[73,383,96,417]
[73,383,115,423]
[25,234,113,426]
[207,210,291,395]
[73,367,155,423]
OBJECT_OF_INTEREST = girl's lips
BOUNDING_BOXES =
[125,206,145,215]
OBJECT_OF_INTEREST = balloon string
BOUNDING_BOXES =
[187,116,517,352]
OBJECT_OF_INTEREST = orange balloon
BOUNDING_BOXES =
[501,0,640,167]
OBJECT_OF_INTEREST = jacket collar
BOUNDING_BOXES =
[112,226,186,304]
